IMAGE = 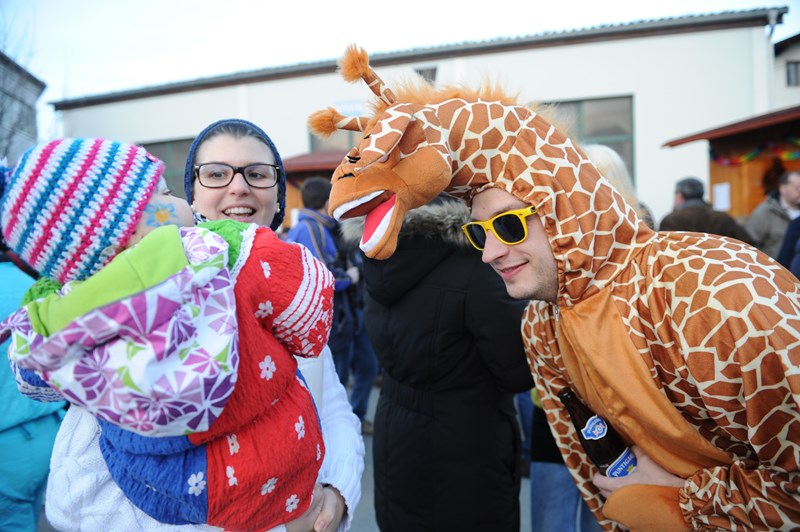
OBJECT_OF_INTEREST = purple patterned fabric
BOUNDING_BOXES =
[1,227,239,436]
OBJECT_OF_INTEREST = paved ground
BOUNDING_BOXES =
[38,384,532,531]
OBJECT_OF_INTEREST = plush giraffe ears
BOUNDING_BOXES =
[308,45,397,138]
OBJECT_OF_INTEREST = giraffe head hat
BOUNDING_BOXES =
[311,46,650,292]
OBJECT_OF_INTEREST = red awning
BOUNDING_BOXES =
[282,150,347,173]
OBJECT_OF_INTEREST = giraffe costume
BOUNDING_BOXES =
[309,46,800,531]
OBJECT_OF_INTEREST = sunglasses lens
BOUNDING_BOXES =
[493,214,526,244]
[465,224,488,249]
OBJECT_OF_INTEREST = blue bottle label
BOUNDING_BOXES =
[606,447,637,478]
[580,415,607,441]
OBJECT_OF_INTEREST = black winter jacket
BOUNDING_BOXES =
[342,198,534,532]
[658,199,755,245]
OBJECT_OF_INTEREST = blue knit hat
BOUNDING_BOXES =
[0,138,164,283]
[183,119,286,231]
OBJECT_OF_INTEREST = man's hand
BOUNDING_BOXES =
[592,446,683,499]
[284,484,346,532]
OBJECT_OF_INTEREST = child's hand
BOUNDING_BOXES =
[284,484,345,532]
[312,485,346,532]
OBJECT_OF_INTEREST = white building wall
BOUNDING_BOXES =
[57,25,795,222]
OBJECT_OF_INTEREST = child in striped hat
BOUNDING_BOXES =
[0,138,335,531]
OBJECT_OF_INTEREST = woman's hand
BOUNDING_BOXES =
[592,446,683,499]
[284,483,346,532]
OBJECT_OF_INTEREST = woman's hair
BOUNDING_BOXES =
[582,144,637,202]
[582,143,654,229]
[183,118,287,230]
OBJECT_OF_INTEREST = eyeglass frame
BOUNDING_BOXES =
[461,205,538,250]
[193,162,281,189]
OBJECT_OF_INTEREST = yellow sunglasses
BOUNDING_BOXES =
[461,206,537,250]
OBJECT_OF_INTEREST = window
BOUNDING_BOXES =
[310,130,360,152]
[787,62,800,87]
[414,67,437,84]
[546,96,635,183]
[143,139,193,198]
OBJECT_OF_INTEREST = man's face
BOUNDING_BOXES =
[673,191,684,209]
[470,187,559,302]
[780,172,800,209]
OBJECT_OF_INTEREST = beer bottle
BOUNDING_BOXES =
[557,387,637,478]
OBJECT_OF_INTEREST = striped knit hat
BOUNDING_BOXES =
[0,138,165,283]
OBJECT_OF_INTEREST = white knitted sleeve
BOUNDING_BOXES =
[299,346,365,531]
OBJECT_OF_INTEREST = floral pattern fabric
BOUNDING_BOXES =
[1,226,238,436]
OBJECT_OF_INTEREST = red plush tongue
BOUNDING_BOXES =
[362,195,396,247]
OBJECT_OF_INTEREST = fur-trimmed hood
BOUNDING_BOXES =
[340,197,471,250]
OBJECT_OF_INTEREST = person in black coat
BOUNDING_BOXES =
[659,176,755,245]
[777,215,800,279]
[341,194,534,532]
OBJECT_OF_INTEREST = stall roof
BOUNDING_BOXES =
[283,150,346,174]
[663,105,800,147]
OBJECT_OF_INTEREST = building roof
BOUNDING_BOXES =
[283,150,347,174]
[52,7,787,111]
[663,104,800,147]
[1,50,46,91]
[775,31,800,55]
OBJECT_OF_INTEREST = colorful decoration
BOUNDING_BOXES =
[711,148,761,166]
[711,137,800,165]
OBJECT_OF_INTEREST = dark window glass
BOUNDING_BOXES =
[546,96,634,184]
[788,62,800,87]
[415,67,437,84]
[310,130,360,152]
[144,139,193,198]
[583,98,632,137]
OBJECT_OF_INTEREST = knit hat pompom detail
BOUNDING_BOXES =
[0,138,165,283]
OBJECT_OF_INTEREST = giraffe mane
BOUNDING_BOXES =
[365,78,571,137]
[365,78,523,113]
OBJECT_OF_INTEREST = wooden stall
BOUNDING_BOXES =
[281,150,347,231]
[664,106,800,220]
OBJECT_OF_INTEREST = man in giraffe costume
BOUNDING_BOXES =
[310,46,800,531]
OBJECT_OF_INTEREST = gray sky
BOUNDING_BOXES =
[2,0,798,138]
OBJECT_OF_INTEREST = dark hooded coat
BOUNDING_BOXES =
[342,197,534,532]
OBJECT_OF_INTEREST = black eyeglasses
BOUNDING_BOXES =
[461,206,537,250]
[193,162,280,189]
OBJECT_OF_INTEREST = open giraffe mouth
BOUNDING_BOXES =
[332,190,396,254]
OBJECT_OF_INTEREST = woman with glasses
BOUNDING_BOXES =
[185,118,364,532]
[341,193,533,532]
[187,122,284,228]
